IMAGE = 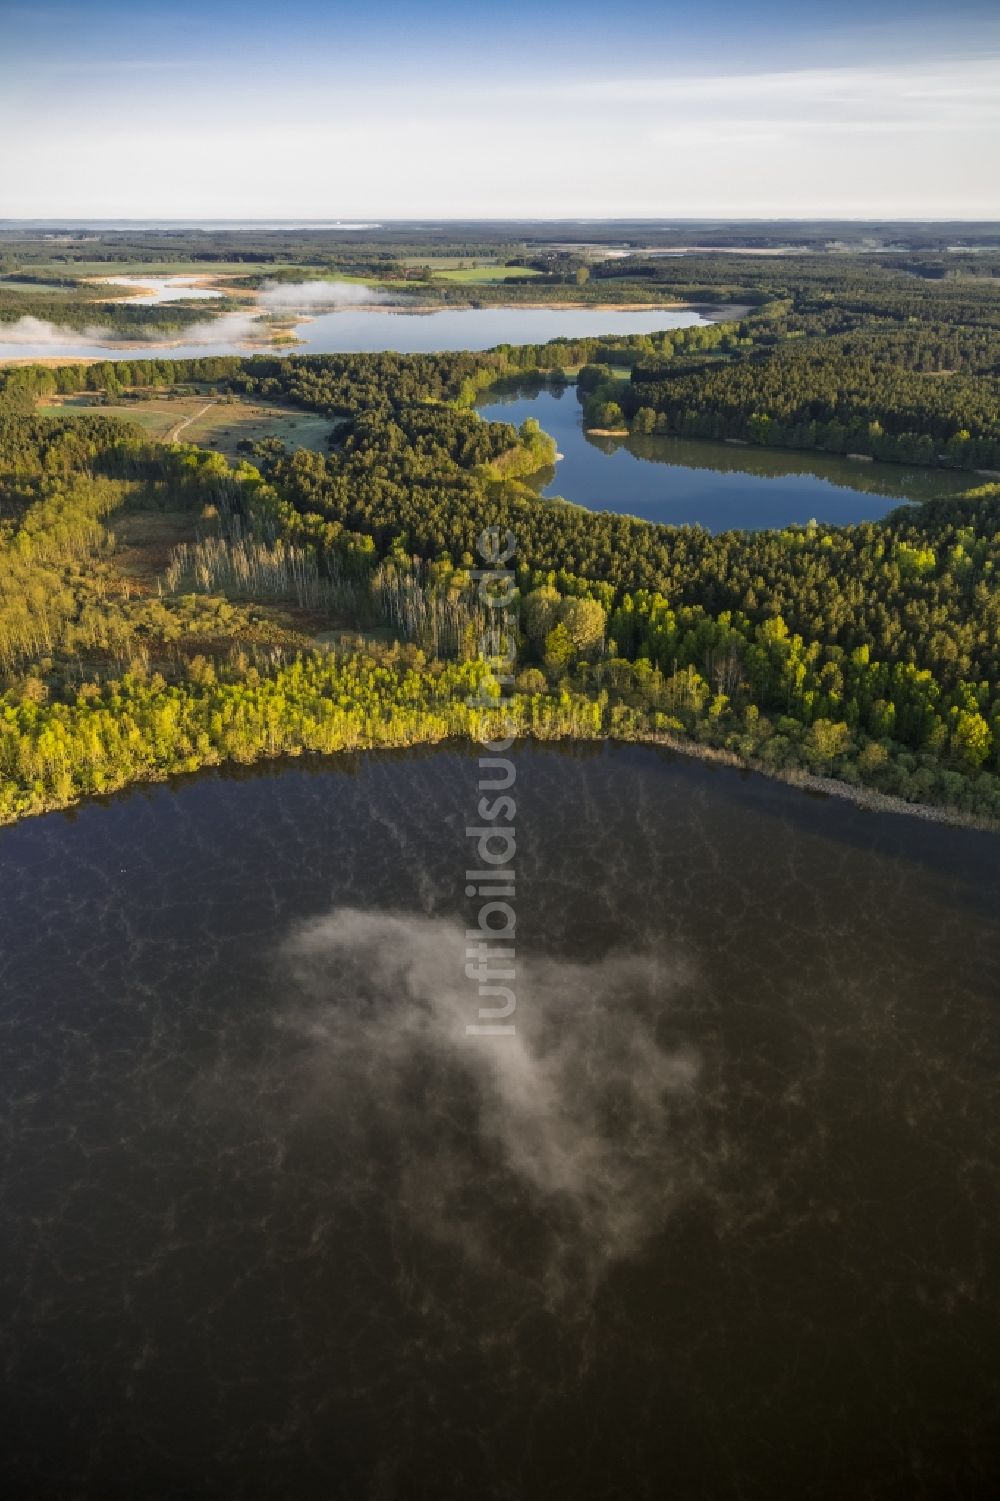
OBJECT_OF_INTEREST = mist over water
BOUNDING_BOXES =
[277,908,701,1290]
[1,743,998,1498]
[0,309,271,358]
[0,313,116,348]
[0,302,719,361]
[258,279,390,309]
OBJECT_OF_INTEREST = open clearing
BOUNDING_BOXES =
[433,266,542,283]
[179,400,334,457]
[109,506,329,657]
[0,278,75,295]
[37,393,334,458]
[113,509,196,586]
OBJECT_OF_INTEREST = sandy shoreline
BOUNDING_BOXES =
[627,731,996,832]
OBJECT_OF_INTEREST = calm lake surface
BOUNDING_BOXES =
[478,384,974,529]
[289,304,718,354]
[1,743,999,1500]
[94,275,224,304]
[0,304,719,362]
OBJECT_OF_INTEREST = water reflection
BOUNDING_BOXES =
[478,383,974,529]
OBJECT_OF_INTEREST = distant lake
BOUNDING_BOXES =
[92,275,224,304]
[0,303,726,362]
[287,303,723,354]
[477,383,974,530]
[1,743,998,1498]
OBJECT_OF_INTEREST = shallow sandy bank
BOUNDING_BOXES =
[629,731,997,832]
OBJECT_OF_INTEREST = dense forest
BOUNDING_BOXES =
[617,338,1000,466]
[5,222,1000,329]
[1,240,1000,824]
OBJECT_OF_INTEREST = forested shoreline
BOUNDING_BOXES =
[2,250,1000,828]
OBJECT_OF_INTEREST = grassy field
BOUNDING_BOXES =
[38,395,185,440]
[37,393,334,458]
[180,401,334,458]
[399,255,476,270]
[0,278,75,295]
[433,265,542,283]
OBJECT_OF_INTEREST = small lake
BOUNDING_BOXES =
[0,304,722,363]
[93,275,224,304]
[477,384,974,530]
[1,743,999,1499]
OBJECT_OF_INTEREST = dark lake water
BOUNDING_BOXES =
[477,384,974,529]
[1,743,999,1500]
[0,305,720,363]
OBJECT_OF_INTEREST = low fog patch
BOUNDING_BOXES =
[0,310,273,354]
[258,279,391,310]
[0,315,116,349]
[270,907,705,1293]
[162,310,270,346]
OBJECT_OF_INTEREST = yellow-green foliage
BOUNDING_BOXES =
[0,648,605,823]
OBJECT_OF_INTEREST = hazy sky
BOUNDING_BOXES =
[1,0,998,219]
